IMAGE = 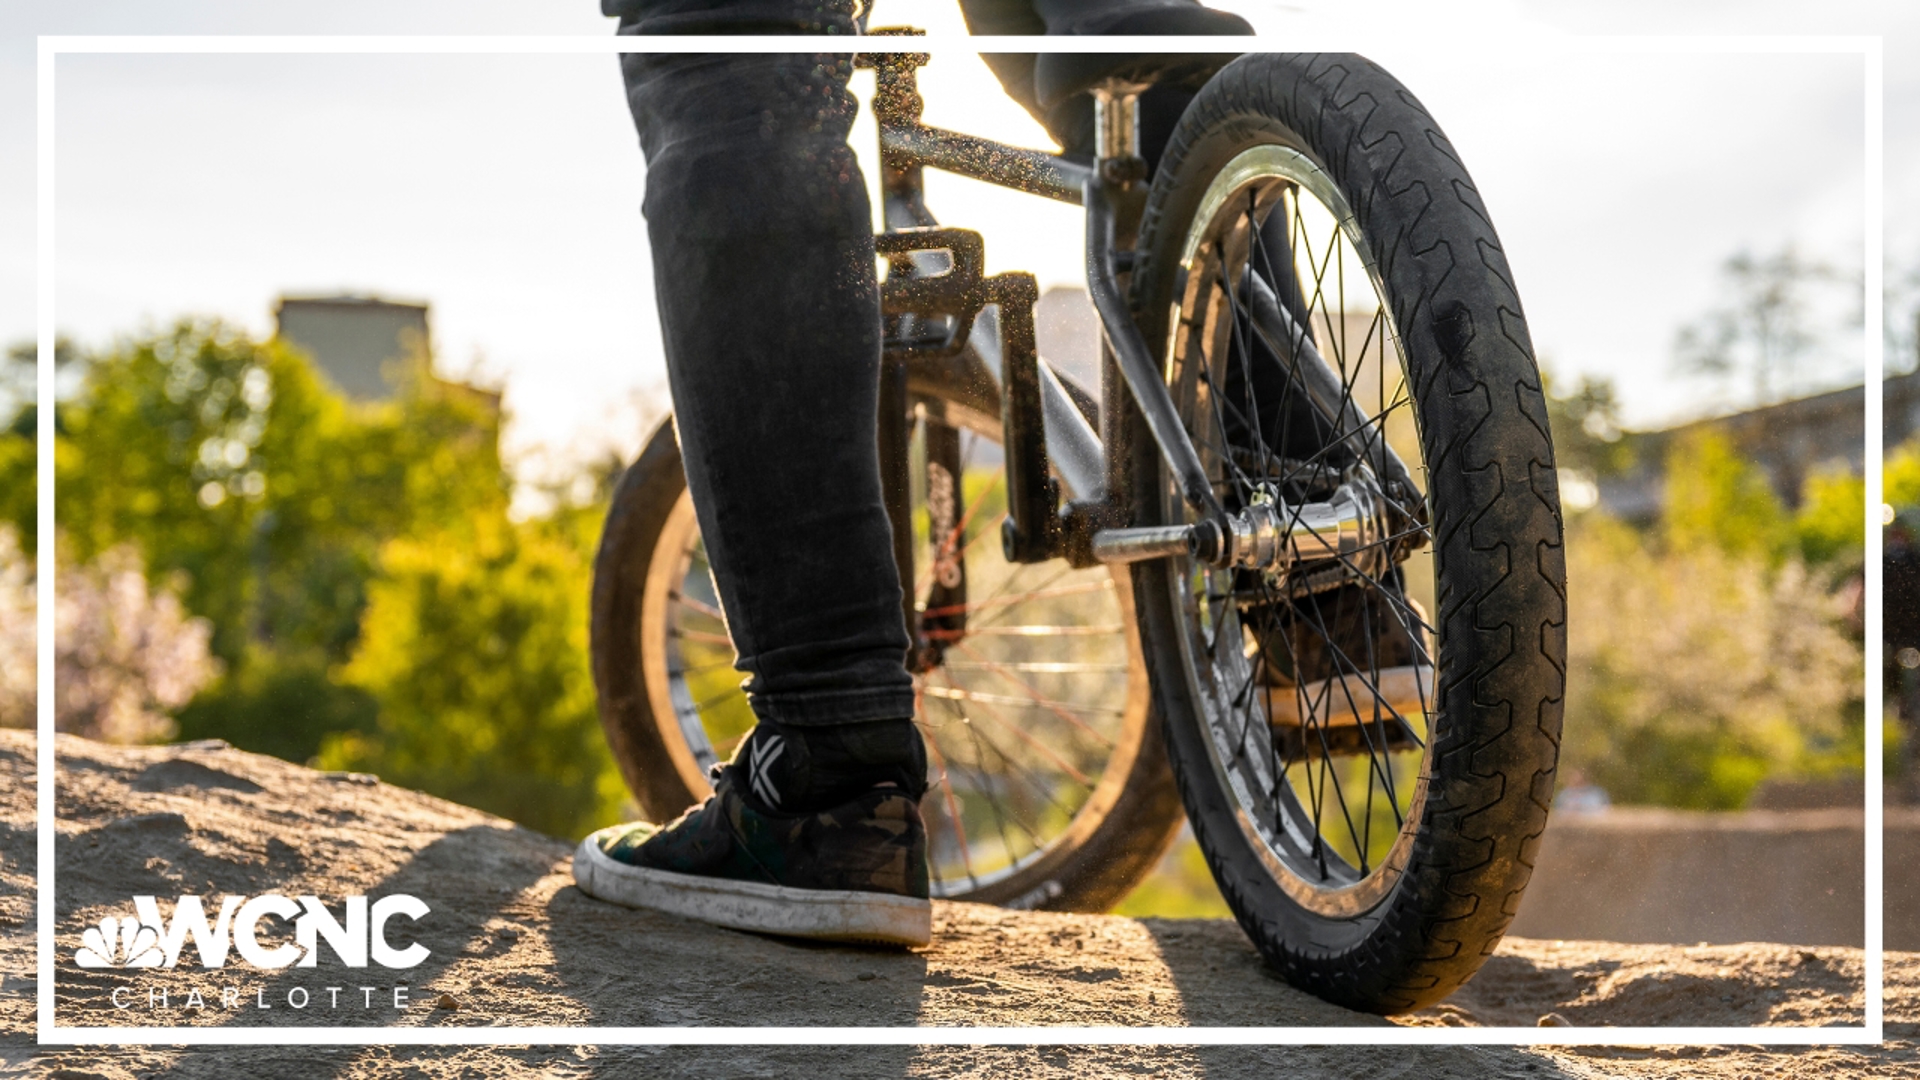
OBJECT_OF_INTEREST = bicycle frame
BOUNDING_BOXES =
[857,49,1417,663]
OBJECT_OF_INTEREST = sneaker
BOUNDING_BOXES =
[572,764,932,947]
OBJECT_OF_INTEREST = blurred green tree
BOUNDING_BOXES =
[1543,367,1633,478]
[316,511,627,839]
[1560,427,1865,809]
[1794,467,1865,571]
[1658,428,1795,564]
[56,320,509,664]
[1887,435,1920,511]
[47,318,624,839]
[0,419,29,552]
[1562,512,1861,809]
[0,337,79,549]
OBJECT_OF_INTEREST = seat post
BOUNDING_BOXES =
[1092,81,1148,185]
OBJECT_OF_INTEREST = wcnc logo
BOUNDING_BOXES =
[74,894,430,971]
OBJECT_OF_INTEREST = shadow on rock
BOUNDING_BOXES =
[544,878,929,1026]
[1139,920,1581,1077]
[56,822,554,1034]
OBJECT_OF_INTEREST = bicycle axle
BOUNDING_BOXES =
[1090,477,1391,575]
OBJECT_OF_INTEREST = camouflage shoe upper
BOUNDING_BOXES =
[591,766,930,900]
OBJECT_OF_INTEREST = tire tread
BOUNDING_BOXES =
[1130,52,1566,1013]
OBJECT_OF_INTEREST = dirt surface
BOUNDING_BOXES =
[1,730,1915,1077]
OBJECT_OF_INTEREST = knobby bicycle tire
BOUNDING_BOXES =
[1126,52,1566,1013]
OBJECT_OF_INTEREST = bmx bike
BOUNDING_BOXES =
[590,47,1566,1014]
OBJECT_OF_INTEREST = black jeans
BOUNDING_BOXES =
[614,1,913,728]
[608,0,1205,728]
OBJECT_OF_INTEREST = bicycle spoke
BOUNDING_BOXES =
[937,703,1085,824]
[950,639,1122,744]
[920,681,1124,728]
[1284,583,1404,827]
[917,687,978,887]
[957,721,1035,867]
[692,685,745,714]
[669,627,735,649]
[945,684,1096,790]
[1164,159,1444,892]
[1248,576,1377,873]
[933,623,1124,638]
[929,678,1061,852]
[919,576,1111,620]
[669,589,726,623]
[952,714,1052,858]
[1267,575,1428,752]
[1218,217,1275,481]
[1268,629,1418,857]
[942,660,1130,674]
[667,659,737,678]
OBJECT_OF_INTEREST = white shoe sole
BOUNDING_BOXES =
[572,830,932,948]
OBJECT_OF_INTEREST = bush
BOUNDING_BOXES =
[39,319,626,838]
[1658,429,1794,564]
[0,527,31,728]
[315,513,627,840]
[1563,517,1862,809]
[1795,467,1865,569]
[1889,435,1920,511]
[53,319,508,671]
[172,650,379,765]
[50,539,220,743]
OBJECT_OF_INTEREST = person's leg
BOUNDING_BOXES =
[616,11,920,799]
[574,1,929,945]
[628,52,911,707]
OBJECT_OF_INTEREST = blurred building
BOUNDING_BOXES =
[274,295,428,402]
[1595,372,1919,523]
[273,294,500,413]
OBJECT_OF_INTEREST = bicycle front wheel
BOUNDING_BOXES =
[1127,52,1566,1012]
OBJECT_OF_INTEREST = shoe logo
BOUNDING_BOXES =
[749,733,785,809]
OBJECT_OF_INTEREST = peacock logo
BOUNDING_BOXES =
[75,914,165,969]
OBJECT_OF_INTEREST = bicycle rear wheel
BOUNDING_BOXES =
[1127,52,1566,1012]
[590,357,1184,911]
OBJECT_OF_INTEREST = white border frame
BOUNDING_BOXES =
[34,31,1885,1047]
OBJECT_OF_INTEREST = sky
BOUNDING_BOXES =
[3,0,1916,497]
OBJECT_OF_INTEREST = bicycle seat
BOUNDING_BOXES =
[1035,51,1245,112]
[1031,4,1252,111]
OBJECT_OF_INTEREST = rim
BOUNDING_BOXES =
[641,393,1150,901]
[1161,143,1438,917]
